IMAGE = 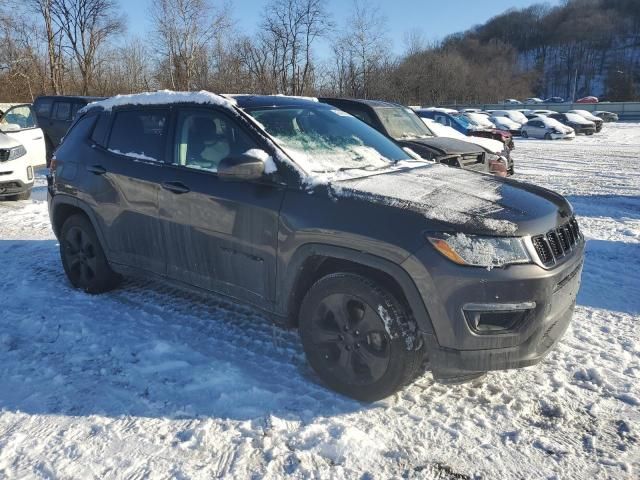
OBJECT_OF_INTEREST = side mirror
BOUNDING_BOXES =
[218,154,265,181]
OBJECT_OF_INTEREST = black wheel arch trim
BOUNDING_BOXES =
[279,243,435,335]
[50,194,108,252]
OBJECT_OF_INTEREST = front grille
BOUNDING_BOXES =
[460,153,483,167]
[532,217,582,266]
[0,149,9,162]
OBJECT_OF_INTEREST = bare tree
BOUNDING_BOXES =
[26,0,65,94]
[152,0,231,90]
[260,0,332,95]
[50,0,123,95]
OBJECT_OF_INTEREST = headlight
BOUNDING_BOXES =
[485,153,501,162]
[427,233,531,268]
[8,145,26,161]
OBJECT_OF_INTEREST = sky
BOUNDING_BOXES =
[121,0,561,57]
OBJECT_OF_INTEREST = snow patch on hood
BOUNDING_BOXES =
[330,163,519,235]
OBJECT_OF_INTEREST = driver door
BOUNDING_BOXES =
[0,104,47,167]
[157,106,284,309]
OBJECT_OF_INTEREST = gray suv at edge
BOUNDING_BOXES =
[47,92,584,401]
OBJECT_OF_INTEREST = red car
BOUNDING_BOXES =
[576,96,599,104]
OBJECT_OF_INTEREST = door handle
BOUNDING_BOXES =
[162,181,190,194]
[86,165,107,175]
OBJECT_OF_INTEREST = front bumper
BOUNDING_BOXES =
[0,179,32,197]
[403,238,584,381]
[550,132,575,140]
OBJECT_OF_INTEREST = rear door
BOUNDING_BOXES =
[0,104,46,167]
[157,106,284,308]
[82,107,169,275]
[49,100,74,146]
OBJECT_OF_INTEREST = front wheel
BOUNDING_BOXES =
[544,133,552,140]
[299,273,423,401]
[521,130,528,138]
[60,214,121,293]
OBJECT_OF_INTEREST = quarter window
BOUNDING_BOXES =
[35,98,53,117]
[174,109,257,172]
[108,109,168,161]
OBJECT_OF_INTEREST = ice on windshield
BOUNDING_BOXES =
[246,106,411,174]
[375,107,433,140]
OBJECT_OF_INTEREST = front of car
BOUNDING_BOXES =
[593,111,618,122]
[562,113,596,135]
[0,132,34,199]
[490,115,522,136]
[233,95,584,383]
[542,118,575,139]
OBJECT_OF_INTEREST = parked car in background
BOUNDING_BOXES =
[576,96,598,104]
[488,115,522,135]
[459,108,482,113]
[549,113,596,135]
[521,117,575,140]
[421,118,513,175]
[568,110,603,132]
[533,110,556,116]
[490,110,528,125]
[33,95,103,164]
[504,99,522,105]
[524,98,544,104]
[320,98,494,174]
[47,91,585,400]
[593,111,618,122]
[416,109,514,151]
[544,97,565,103]
[0,104,47,200]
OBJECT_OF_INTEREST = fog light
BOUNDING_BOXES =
[27,165,33,180]
[463,302,535,334]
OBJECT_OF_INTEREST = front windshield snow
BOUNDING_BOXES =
[246,106,412,173]
[375,106,434,140]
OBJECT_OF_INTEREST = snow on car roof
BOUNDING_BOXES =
[84,90,237,111]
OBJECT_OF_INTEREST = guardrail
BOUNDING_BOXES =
[438,102,640,120]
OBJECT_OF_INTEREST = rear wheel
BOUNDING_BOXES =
[521,130,528,138]
[60,214,120,293]
[299,273,423,401]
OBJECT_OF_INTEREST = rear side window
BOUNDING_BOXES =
[71,103,85,120]
[53,102,72,121]
[108,109,169,161]
[55,114,97,159]
[35,98,53,117]
[91,112,110,146]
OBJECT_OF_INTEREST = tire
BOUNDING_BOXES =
[544,133,552,140]
[521,130,528,138]
[299,272,424,402]
[59,214,121,293]
[10,189,31,201]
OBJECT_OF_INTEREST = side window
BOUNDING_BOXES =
[91,112,110,146]
[350,109,375,127]
[174,109,258,172]
[0,105,37,131]
[108,109,168,161]
[35,99,53,118]
[71,103,84,120]
[55,114,97,158]
[53,102,72,121]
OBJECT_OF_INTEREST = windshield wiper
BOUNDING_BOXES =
[311,164,390,174]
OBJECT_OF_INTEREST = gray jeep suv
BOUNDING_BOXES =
[47,92,584,401]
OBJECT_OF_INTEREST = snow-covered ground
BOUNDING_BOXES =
[0,124,638,479]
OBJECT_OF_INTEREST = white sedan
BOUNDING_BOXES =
[521,117,575,140]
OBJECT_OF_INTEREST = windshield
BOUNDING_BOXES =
[452,114,472,127]
[246,105,411,173]
[374,106,433,140]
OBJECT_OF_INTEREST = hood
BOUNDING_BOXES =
[398,136,483,156]
[0,132,21,149]
[330,163,571,236]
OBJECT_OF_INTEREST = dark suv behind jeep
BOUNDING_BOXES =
[47,92,584,401]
